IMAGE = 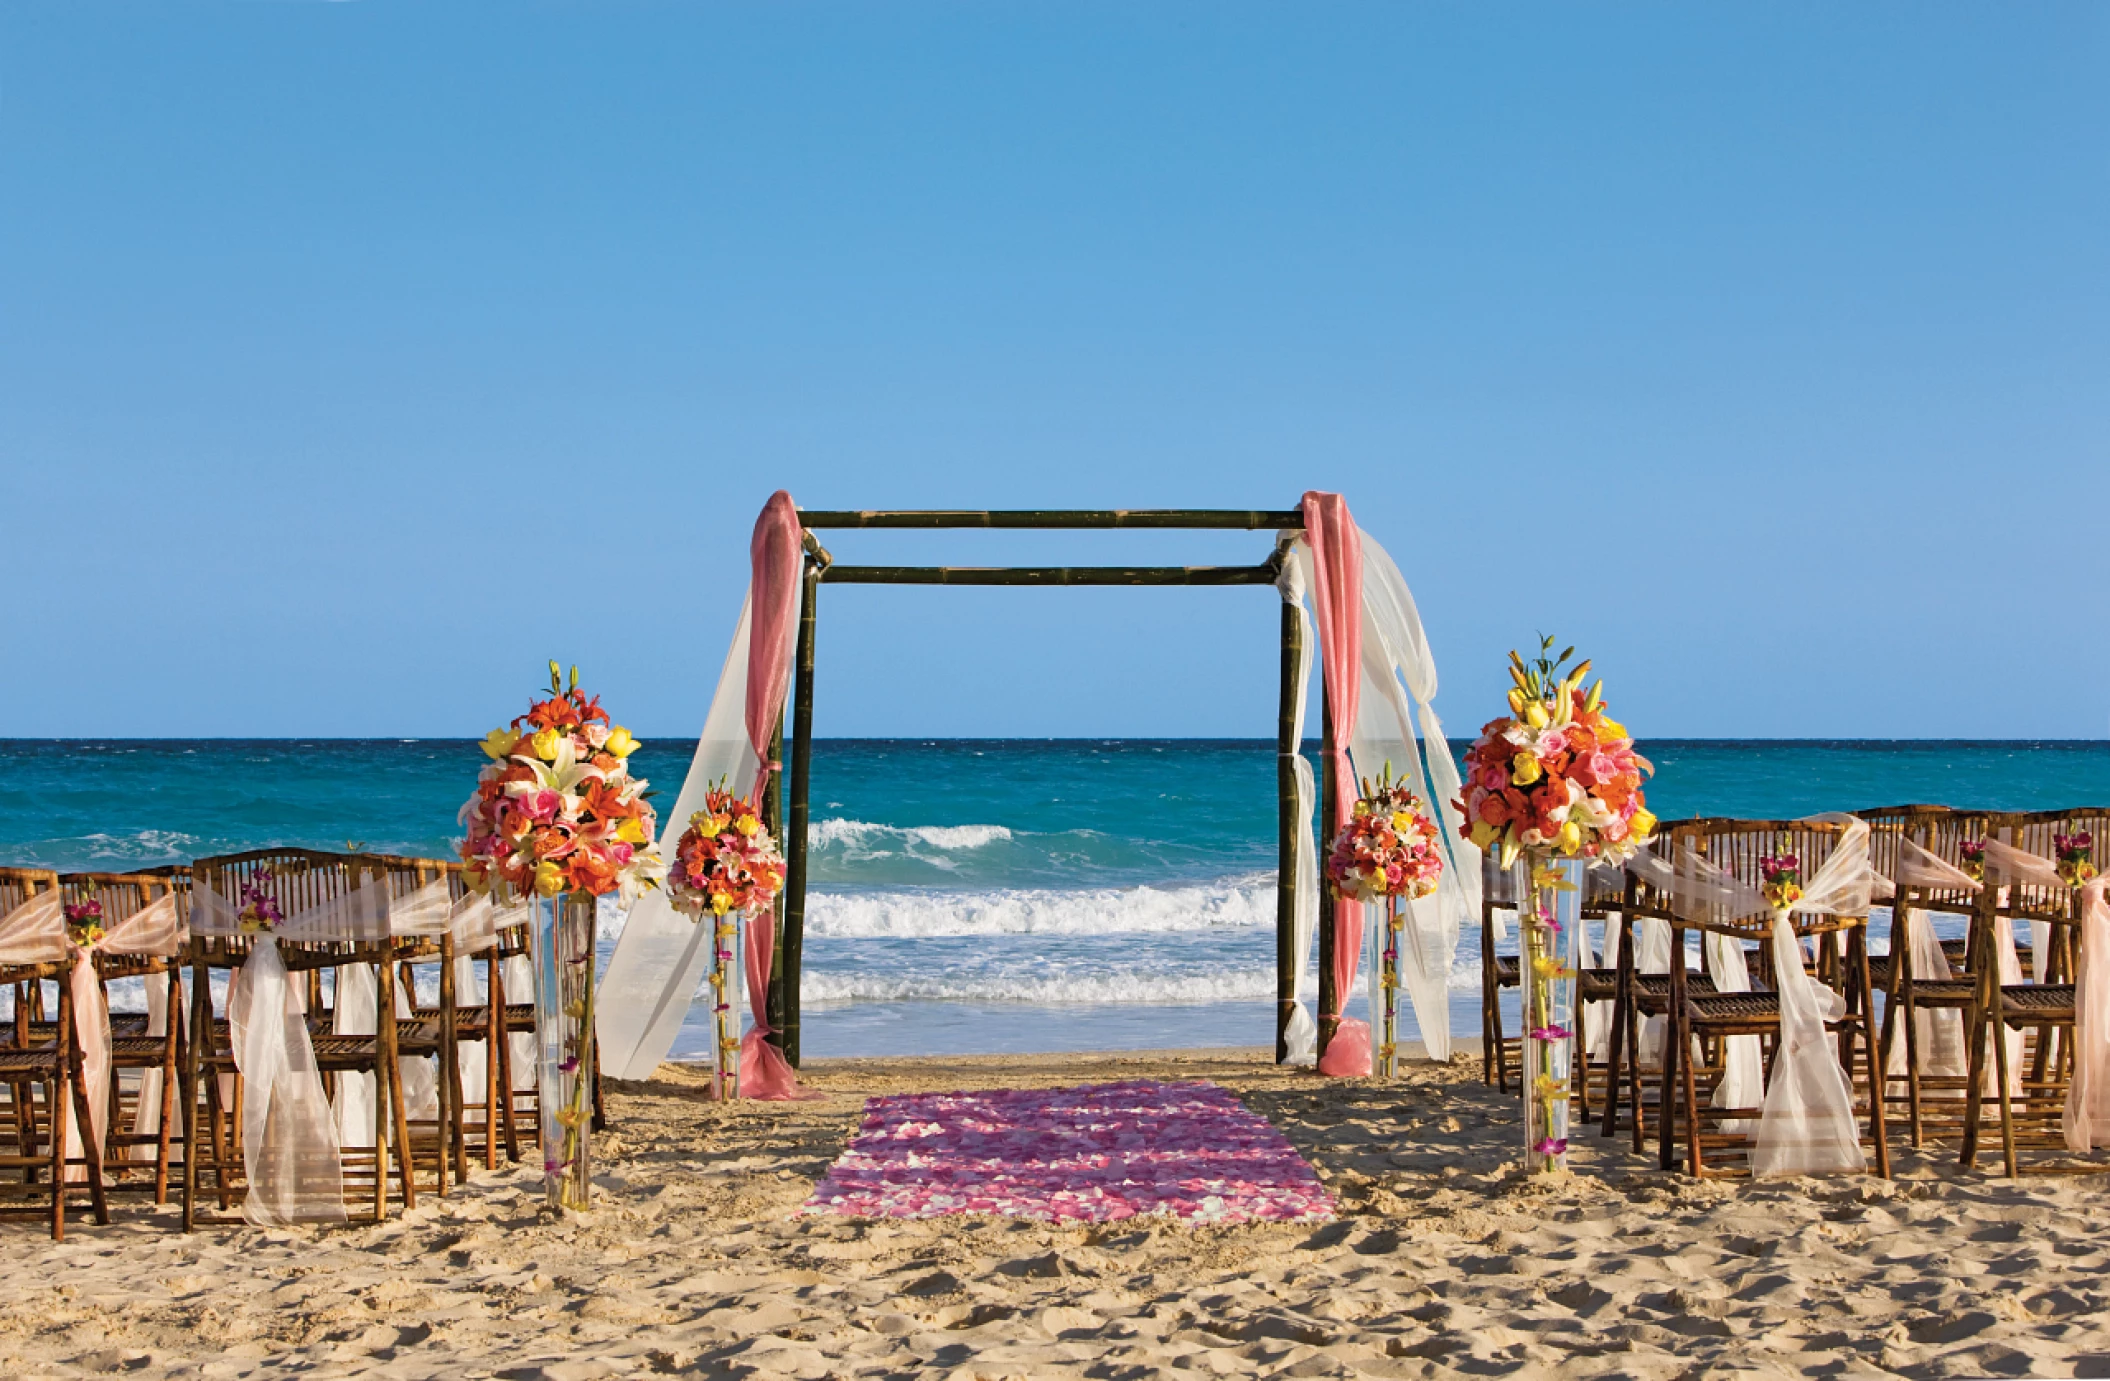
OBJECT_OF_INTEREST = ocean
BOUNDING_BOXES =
[4,738,2105,1058]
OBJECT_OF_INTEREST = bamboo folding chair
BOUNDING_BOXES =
[58,871,187,1202]
[1860,806,1987,1149]
[1960,808,2110,1177]
[182,849,420,1228]
[1479,850,1522,1089]
[407,867,537,1171]
[361,852,466,1194]
[1598,823,1715,1152]
[491,917,543,1156]
[1571,860,1627,1124]
[1657,818,1889,1178]
[0,867,110,1239]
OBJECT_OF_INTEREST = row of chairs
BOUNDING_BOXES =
[1481,806,2110,1178]
[0,849,555,1238]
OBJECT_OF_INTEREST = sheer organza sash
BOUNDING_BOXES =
[0,890,65,964]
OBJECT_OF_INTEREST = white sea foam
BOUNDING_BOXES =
[799,969,1275,1006]
[803,876,1275,939]
[808,819,1015,852]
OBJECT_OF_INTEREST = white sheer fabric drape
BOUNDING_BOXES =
[1980,838,2110,1149]
[1276,550,1321,1065]
[600,588,799,1081]
[1340,530,1477,1063]
[62,891,184,1181]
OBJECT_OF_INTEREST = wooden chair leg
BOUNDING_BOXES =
[69,1068,110,1225]
[1659,1007,1681,1171]
[1681,1019,1705,1177]
[49,1076,66,1241]
[1961,1000,1989,1169]
[1990,996,2019,1178]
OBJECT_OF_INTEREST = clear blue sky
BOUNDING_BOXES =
[4,4,2104,740]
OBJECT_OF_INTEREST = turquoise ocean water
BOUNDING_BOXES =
[3,739,2105,1057]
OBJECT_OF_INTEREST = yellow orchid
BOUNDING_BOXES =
[605,727,639,757]
[1533,1075,1566,1102]
[480,726,523,760]
[554,1105,587,1129]
[530,727,563,761]
[564,998,588,1020]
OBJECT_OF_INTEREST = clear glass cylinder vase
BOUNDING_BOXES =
[531,892,597,1212]
[1518,857,1580,1174]
[708,911,742,1101]
[1377,894,1402,1079]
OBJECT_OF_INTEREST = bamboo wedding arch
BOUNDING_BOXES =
[765,507,1346,1068]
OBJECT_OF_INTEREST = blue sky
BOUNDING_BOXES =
[3,3,2104,740]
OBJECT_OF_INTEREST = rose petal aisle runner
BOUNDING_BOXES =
[802,1079,1333,1224]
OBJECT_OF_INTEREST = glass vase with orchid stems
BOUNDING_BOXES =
[708,912,742,1100]
[1377,894,1404,1078]
[1458,637,1654,1175]
[532,891,598,1213]
[1518,857,1581,1174]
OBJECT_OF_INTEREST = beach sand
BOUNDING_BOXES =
[5,1048,2109,1378]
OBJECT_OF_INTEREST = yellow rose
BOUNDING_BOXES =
[1390,810,1415,832]
[1511,753,1543,786]
[1630,809,1658,838]
[533,860,565,896]
[480,727,522,760]
[710,891,732,915]
[1468,819,1499,849]
[1557,820,1582,854]
[616,817,648,845]
[605,727,639,757]
[530,727,562,761]
[1599,716,1629,741]
[736,815,760,837]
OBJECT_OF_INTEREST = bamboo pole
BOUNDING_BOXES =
[798,509,1303,530]
[780,561,819,1069]
[820,564,1279,587]
[1316,694,1337,1062]
[1276,596,1300,1065]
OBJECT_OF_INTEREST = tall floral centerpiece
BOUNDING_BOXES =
[666,783,786,1101]
[1458,637,1655,1173]
[1326,770,1445,1079]
[459,663,662,1211]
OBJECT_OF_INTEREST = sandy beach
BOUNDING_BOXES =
[4,1048,2108,1379]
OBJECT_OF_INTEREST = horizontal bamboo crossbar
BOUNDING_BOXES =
[797,509,1303,530]
[819,563,1281,586]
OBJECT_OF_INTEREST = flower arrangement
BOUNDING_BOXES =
[1958,839,1987,883]
[2054,831,2097,888]
[237,870,285,934]
[1326,771,1444,904]
[1760,842,1804,912]
[458,663,664,904]
[667,784,786,920]
[63,895,106,948]
[1457,637,1656,870]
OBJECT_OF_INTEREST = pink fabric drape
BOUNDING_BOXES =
[740,491,813,1100]
[1303,490,1371,1077]
[2064,878,2110,1150]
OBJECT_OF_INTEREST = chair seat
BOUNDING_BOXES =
[1578,967,1618,1003]
[1689,991,1781,1023]
[2000,984,2076,1018]
[0,1046,63,1076]
[109,1015,154,1040]
[1632,972,1717,1002]
[109,1036,173,1061]
[1900,978,1977,1004]
[1491,956,1520,987]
